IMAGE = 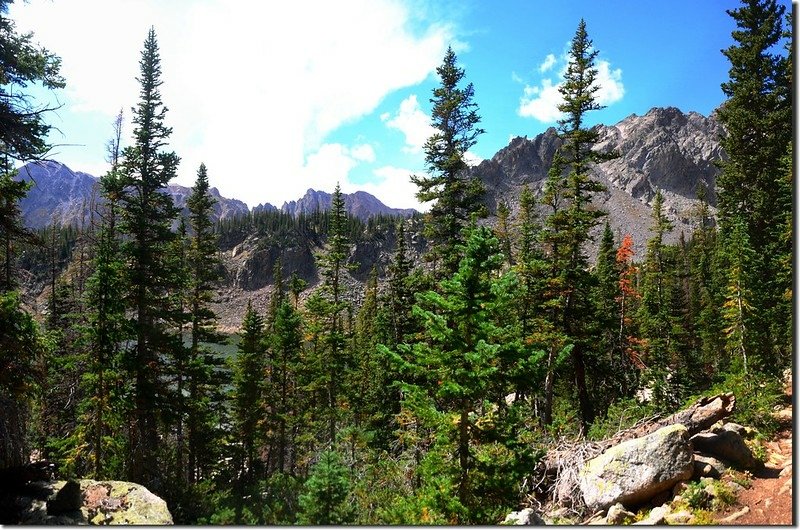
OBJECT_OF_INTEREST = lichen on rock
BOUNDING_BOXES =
[579,424,694,512]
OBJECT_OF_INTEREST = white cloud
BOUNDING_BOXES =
[350,144,376,163]
[595,60,625,105]
[360,166,431,212]
[382,94,436,153]
[463,150,482,166]
[9,0,454,206]
[518,53,625,123]
[518,78,564,123]
[538,53,557,73]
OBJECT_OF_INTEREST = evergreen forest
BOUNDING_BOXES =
[0,0,793,524]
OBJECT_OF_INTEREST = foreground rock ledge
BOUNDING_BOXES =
[578,424,694,512]
[17,479,173,525]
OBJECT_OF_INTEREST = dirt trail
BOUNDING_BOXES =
[714,377,793,525]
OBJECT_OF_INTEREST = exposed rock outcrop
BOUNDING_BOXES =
[502,507,546,525]
[280,188,416,220]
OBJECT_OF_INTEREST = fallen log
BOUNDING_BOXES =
[604,392,736,447]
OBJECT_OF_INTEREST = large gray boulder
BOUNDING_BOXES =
[15,479,173,525]
[579,424,694,512]
[690,427,759,470]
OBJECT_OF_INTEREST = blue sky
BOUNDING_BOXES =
[10,0,779,210]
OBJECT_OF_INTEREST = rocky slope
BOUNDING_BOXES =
[18,107,726,328]
[474,106,725,255]
[168,183,249,223]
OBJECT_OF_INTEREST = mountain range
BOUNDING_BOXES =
[14,161,416,230]
[16,106,727,328]
[15,106,724,257]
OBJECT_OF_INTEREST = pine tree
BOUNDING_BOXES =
[540,19,615,431]
[511,186,558,413]
[288,271,307,310]
[0,172,31,291]
[0,290,46,468]
[298,450,355,525]
[305,183,353,446]
[0,8,62,468]
[412,46,486,277]
[387,225,523,521]
[269,298,303,474]
[0,0,65,163]
[594,222,619,352]
[183,163,226,483]
[720,220,756,373]
[494,200,514,268]
[637,190,681,409]
[716,0,792,371]
[79,169,129,478]
[117,27,181,487]
[232,301,265,482]
[387,220,415,346]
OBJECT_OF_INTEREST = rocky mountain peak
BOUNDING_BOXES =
[16,160,99,229]
[280,188,416,220]
[472,106,726,256]
[15,161,250,229]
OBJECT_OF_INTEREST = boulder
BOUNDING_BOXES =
[690,429,759,469]
[79,480,173,525]
[606,503,635,524]
[693,453,727,479]
[665,509,695,524]
[579,424,694,512]
[502,507,546,525]
[15,479,173,525]
[632,504,670,525]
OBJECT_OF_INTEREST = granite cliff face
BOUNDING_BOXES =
[474,107,725,255]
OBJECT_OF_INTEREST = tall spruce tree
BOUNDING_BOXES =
[388,225,523,522]
[387,220,415,346]
[305,183,353,446]
[716,0,792,370]
[75,116,129,478]
[412,46,486,277]
[117,27,181,487]
[232,301,265,482]
[637,190,682,409]
[184,163,226,483]
[540,19,615,431]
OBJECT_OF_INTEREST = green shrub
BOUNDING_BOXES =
[682,481,710,510]
[710,480,737,509]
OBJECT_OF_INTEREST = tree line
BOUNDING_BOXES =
[0,0,792,524]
